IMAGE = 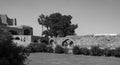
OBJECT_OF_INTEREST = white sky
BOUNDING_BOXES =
[0,0,120,36]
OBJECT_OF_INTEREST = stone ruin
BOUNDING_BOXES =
[50,34,120,49]
[0,14,41,46]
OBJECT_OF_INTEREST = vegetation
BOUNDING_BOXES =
[0,28,29,65]
[80,47,90,55]
[71,45,120,58]
[73,46,81,54]
[90,46,103,56]
[114,47,120,57]
[46,46,54,53]
[27,43,47,53]
[38,13,78,37]
[103,48,115,56]
[63,47,69,54]
[54,45,64,54]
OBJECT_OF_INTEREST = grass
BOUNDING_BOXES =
[28,53,120,65]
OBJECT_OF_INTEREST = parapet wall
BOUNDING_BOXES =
[50,34,120,49]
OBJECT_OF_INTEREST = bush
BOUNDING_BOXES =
[103,48,115,57]
[46,46,53,53]
[54,45,64,54]
[114,47,120,57]
[73,46,81,55]
[80,47,90,55]
[90,46,103,56]
[63,47,69,54]
[0,28,29,65]
[27,43,47,53]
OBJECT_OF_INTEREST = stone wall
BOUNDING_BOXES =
[50,34,120,49]
[12,35,32,46]
[0,25,33,35]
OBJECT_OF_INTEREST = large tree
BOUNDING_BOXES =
[38,13,78,37]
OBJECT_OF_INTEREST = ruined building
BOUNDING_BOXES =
[50,34,120,50]
[0,14,41,46]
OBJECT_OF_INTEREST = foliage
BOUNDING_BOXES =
[114,47,120,57]
[90,46,103,56]
[54,45,64,54]
[38,13,78,37]
[40,37,49,45]
[63,47,69,54]
[0,28,29,65]
[103,48,115,57]
[80,47,90,55]
[27,43,47,53]
[73,46,81,54]
[46,46,54,53]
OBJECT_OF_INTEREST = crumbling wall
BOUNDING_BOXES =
[0,25,33,35]
[12,35,32,46]
[50,35,120,49]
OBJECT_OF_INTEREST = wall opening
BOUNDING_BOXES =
[24,29,31,35]
[9,30,18,35]
[15,37,20,40]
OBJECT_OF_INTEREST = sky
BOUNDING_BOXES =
[0,0,120,36]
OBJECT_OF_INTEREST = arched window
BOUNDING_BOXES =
[9,30,18,35]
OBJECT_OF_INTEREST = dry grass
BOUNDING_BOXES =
[28,53,120,65]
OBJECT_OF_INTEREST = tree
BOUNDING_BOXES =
[0,28,29,65]
[38,13,78,37]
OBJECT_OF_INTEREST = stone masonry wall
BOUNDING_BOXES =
[50,34,120,49]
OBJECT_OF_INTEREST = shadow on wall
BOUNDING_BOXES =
[24,29,31,35]
[9,30,18,35]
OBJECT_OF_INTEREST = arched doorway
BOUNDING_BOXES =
[62,39,74,47]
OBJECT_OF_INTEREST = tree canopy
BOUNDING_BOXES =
[38,13,78,37]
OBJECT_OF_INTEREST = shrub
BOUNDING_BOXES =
[0,28,29,65]
[103,48,115,57]
[90,46,103,56]
[80,47,90,55]
[114,47,120,57]
[63,47,69,54]
[27,43,47,53]
[39,43,47,52]
[73,46,81,55]
[54,45,64,54]
[46,46,53,53]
